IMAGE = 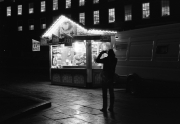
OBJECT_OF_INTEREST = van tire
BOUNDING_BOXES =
[128,78,138,95]
[126,74,141,95]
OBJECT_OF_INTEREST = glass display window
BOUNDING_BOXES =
[51,41,86,68]
[91,41,111,68]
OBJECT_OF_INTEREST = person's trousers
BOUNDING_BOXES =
[102,82,114,109]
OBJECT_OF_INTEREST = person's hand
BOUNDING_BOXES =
[100,51,107,54]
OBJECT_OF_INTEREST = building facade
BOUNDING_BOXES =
[0,0,180,61]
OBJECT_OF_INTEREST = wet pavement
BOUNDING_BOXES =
[1,80,180,124]
[0,88,51,123]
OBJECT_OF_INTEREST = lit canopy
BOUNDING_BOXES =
[42,15,117,39]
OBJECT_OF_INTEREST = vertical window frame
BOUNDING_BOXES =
[7,6,11,17]
[161,0,170,16]
[142,2,150,19]
[40,18,46,29]
[29,3,34,14]
[17,20,23,31]
[109,8,115,23]
[79,0,85,6]
[93,0,99,4]
[17,5,22,15]
[53,0,58,10]
[125,5,132,21]
[79,12,85,25]
[94,10,99,25]
[66,0,71,8]
[41,1,46,12]
[29,19,34,30]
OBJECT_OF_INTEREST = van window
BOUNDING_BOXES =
[156,45,169,54]
[115,43,128,61]
[116,43,128,50]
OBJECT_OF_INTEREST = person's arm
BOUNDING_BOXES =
[95,51,107,63]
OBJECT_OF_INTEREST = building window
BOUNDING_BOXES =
[7,6,11,16]
[93,0,99,4]
[18,26,23,31]
[79,13,85,25]
[17,5,22,15]
[66,0,71,8]
[29,20,34,30]
[40,18,46,29]
[94,10,99,24]
[17,21,23,31]
[41,1,46,12]
[53,0,58,10]
[79,0,85,6]
[109,8,115,23]
[142,2,150,19]
[162,0,170,16]
[125,5,132,21]
[29,3,34,14]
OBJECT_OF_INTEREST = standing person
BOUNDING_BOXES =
[95,49,117,112]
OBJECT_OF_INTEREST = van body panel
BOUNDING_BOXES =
[114,23,180,83]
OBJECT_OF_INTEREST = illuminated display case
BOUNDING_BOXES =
[51,41,86,68]
[51,40,111,69]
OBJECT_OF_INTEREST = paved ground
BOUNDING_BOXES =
[0,88,51,123]
[1,80,180,124]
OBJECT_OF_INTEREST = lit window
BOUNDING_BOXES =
[17,21,23,31]
[125,5,132,21]
[79,0,85,6]
[42,24,46,29]
[30,25,34,30]
[53,0,58,10]
[41,1,46,12]
[18,26,23,31]
[18,5,22,15]
[162,0,170,16]
[94,10,99,24]
[142,3,150,19]
[93,0,99,4]
[7,6,11,16]
[40,18,46,29]
[79,13,85,25]
[29,3,34,14]
[29,20,34,30]
[109,8,115,23]
[66,0,71,8]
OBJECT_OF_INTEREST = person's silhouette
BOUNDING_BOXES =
[95,49,117,112]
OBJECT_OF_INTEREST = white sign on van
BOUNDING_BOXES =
[32,39,40,51]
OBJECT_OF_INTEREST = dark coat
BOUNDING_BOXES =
[95,50,117,80]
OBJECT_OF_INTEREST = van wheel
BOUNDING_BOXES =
[127,78,139,95]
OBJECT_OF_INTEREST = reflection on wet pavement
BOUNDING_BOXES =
[2,81,180,124]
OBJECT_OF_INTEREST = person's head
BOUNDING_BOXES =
[108,49,115,58]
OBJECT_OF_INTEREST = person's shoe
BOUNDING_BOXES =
[100,108,107,112]
[108,108,113,112]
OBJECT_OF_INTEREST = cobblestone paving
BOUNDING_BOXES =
[1,81,180,124]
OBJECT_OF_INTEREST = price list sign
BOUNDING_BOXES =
[32,39,40,51]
